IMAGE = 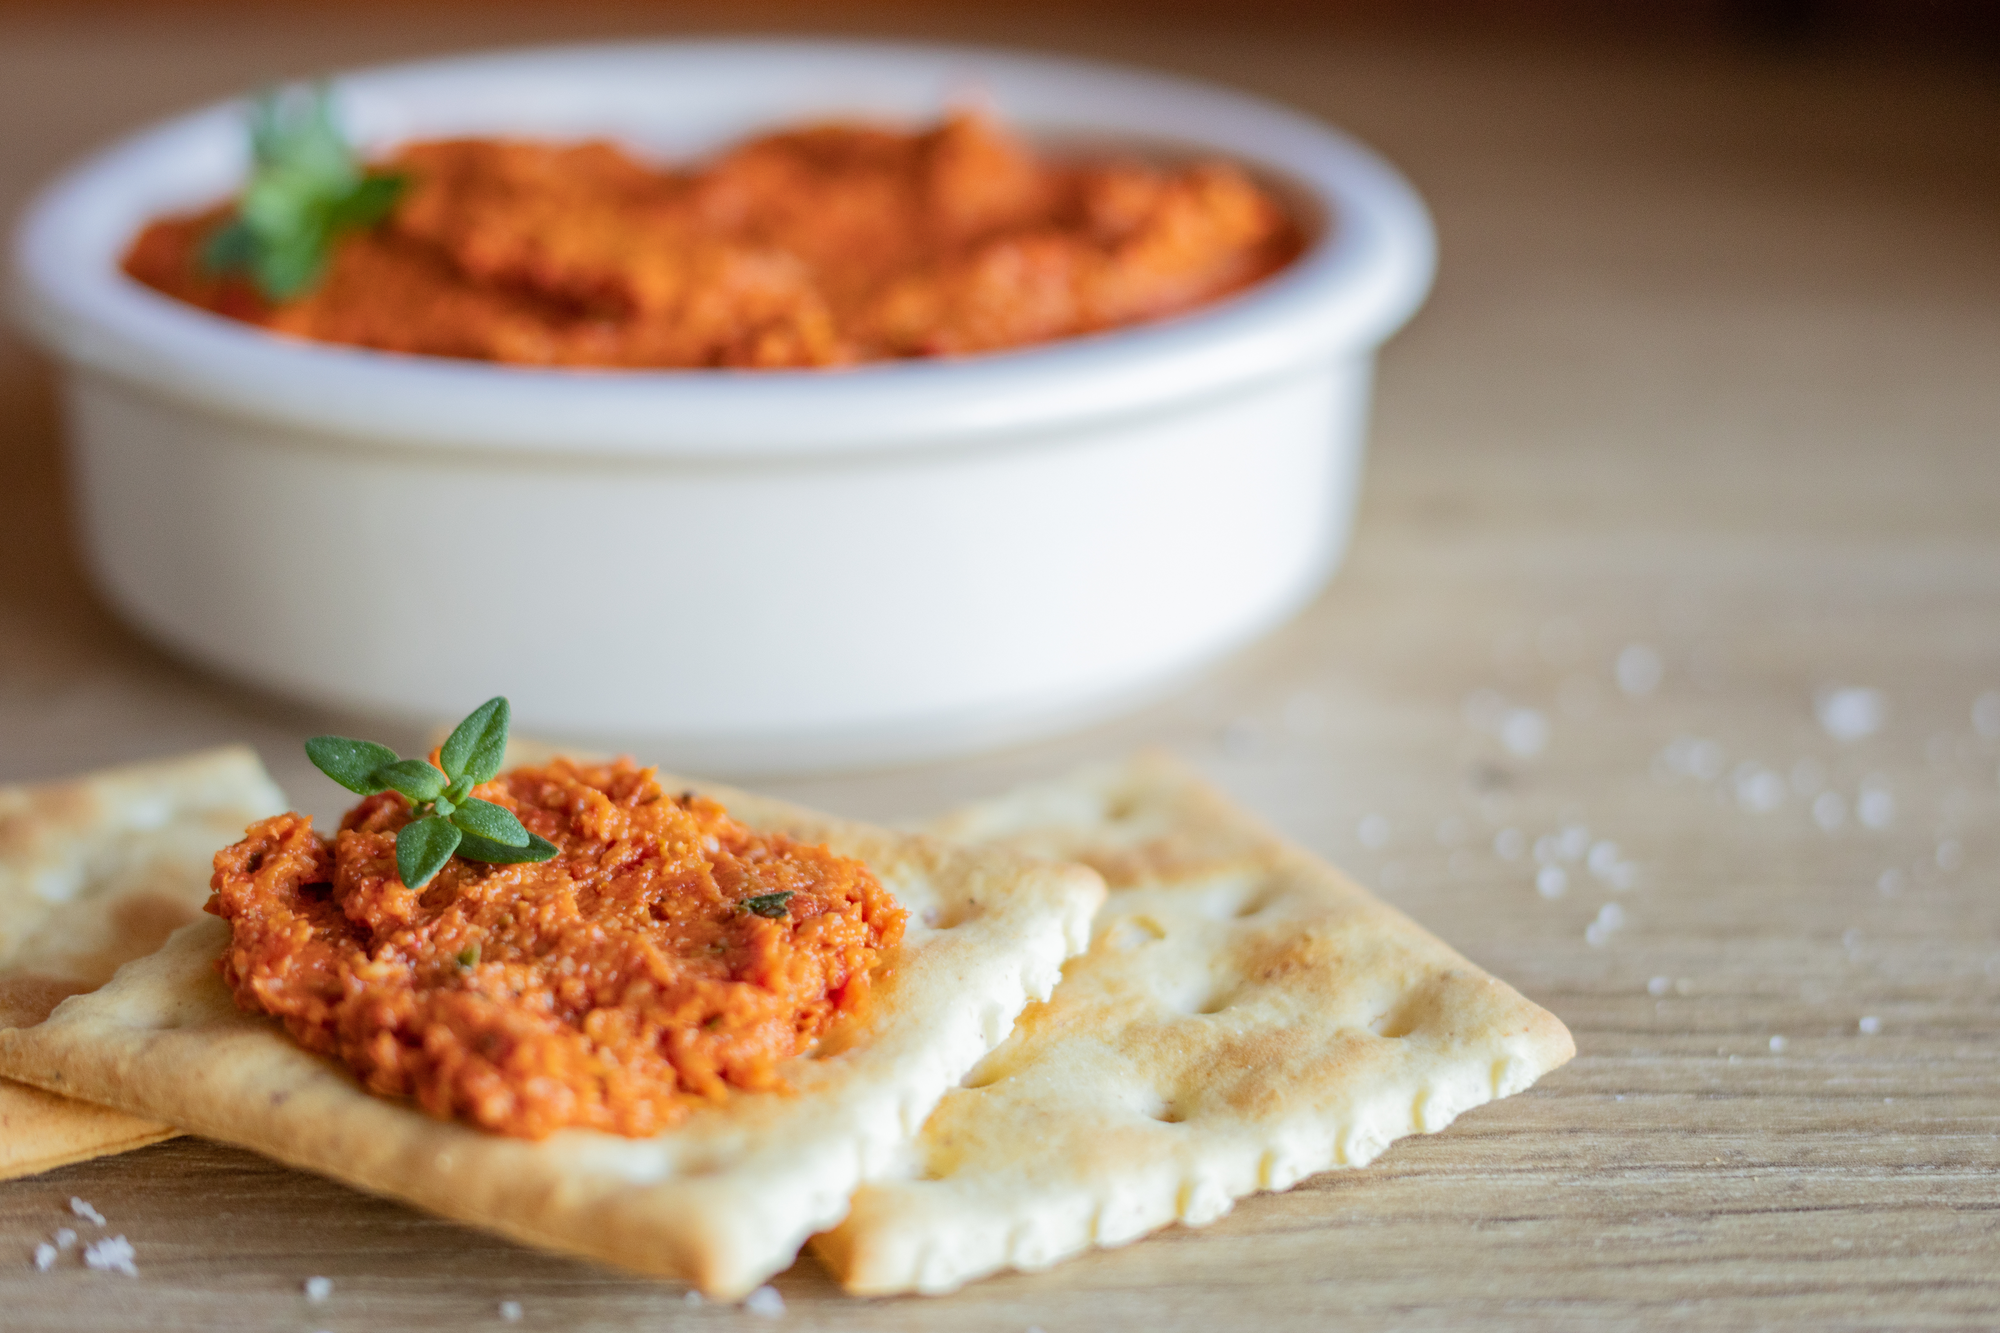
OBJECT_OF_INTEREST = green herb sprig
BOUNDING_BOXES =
[202,83,406,301]
[305,697,557,889]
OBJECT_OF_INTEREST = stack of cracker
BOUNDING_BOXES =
[0,748,1569,1297]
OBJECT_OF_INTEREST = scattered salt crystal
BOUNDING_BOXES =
[1587,841,1620,877]
[1878,868,1905,897]
[1615,644,1663,696]
[1734,766,1785,813]
[1647,976,1670,997]
[684,1290,704,1306]
[33,1243,56,1272]
[1536,865,1568,899]
[53,1229,75,1250]
[1790,758,1825,796]
[1811,790,1847,832]
[82,1235,136,1277]
[1817,687,1885,743]
[69,1198,105,1226]
[1584,903,1624,947]
[744,1284,786,1317]
[305,1276,332,1301]
[1494,828,1525,860]
[1500,708,1549,759]
[1857,781,1895,830]
[1556,824,1590,861]
[1357,814,1390,850]
[1975,691,2000,740]
[1937,839,1963,871]
[1769,1036,1787,1053]
[499,1300,523,1321]
[1606,861,1638,891]
[1858,1016,1881,1035]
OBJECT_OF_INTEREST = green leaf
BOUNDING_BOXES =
[304,735,399,795]
[375,758,446,804]
[455,831,559,866]
[440,697,510,786]
[328,171,406,230]
[449,797,530,848]
[204,83,404,303]
[396,816,461,888]
[456,943,480,968]
[740,891,795,919]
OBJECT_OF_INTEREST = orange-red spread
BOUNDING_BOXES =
[124,114,1302,367]
[206,758,905,1139]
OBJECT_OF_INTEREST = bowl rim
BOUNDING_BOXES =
[10,37,1435,462]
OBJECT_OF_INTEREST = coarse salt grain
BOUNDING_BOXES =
[1973,690,2000,740]
[744,1285,786,1318]
[1557,824,1590,861]
[1769,1036,1787,1053]
[1817,687,1886,743]
[305,1276,332,1301]
[1734,765,1785,813]
[499,1299,523,1321]
[82,1235,136,1277]
[1357,814,1390,850]
[1536,865,1568,899]
[1858,1016,1881,1035]
[1587,840,1620,877]
[1648,976,1670,997]
[33,1243,56,1272]
[1615,643,1663,696]
[1858,782,1895,830]
[69,1198,105,1226]
[53,1229,75,1249]
[684,1290,704,1306]
[1584,902,1625,947]
[1500,708,1549,758]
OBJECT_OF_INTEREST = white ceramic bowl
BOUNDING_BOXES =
[13,39,1433,774]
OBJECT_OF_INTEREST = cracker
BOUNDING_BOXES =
[0,777,1102,1297]
[814,751,1574,1294]
[0,747,288,1179]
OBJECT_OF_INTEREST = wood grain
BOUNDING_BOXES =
[1,7,1996,1330]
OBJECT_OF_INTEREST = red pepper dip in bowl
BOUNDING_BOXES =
[125,113,1303,369]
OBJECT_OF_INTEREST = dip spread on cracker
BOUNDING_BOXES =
[205,702,905,1140]
[122,89,1302,368]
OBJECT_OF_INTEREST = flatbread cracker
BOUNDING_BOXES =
[0,776,1102,1297]
[0,747,289,1179]
[815,751,1574,1294]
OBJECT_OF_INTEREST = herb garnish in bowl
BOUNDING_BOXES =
[202,84,404,301]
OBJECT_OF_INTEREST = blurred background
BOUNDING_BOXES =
[1,4,1997,1327]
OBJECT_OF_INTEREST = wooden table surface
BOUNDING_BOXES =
[2,8,1997,1330]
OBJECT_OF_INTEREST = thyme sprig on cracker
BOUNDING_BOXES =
[305,697,556,888]
[202,84,405,301]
